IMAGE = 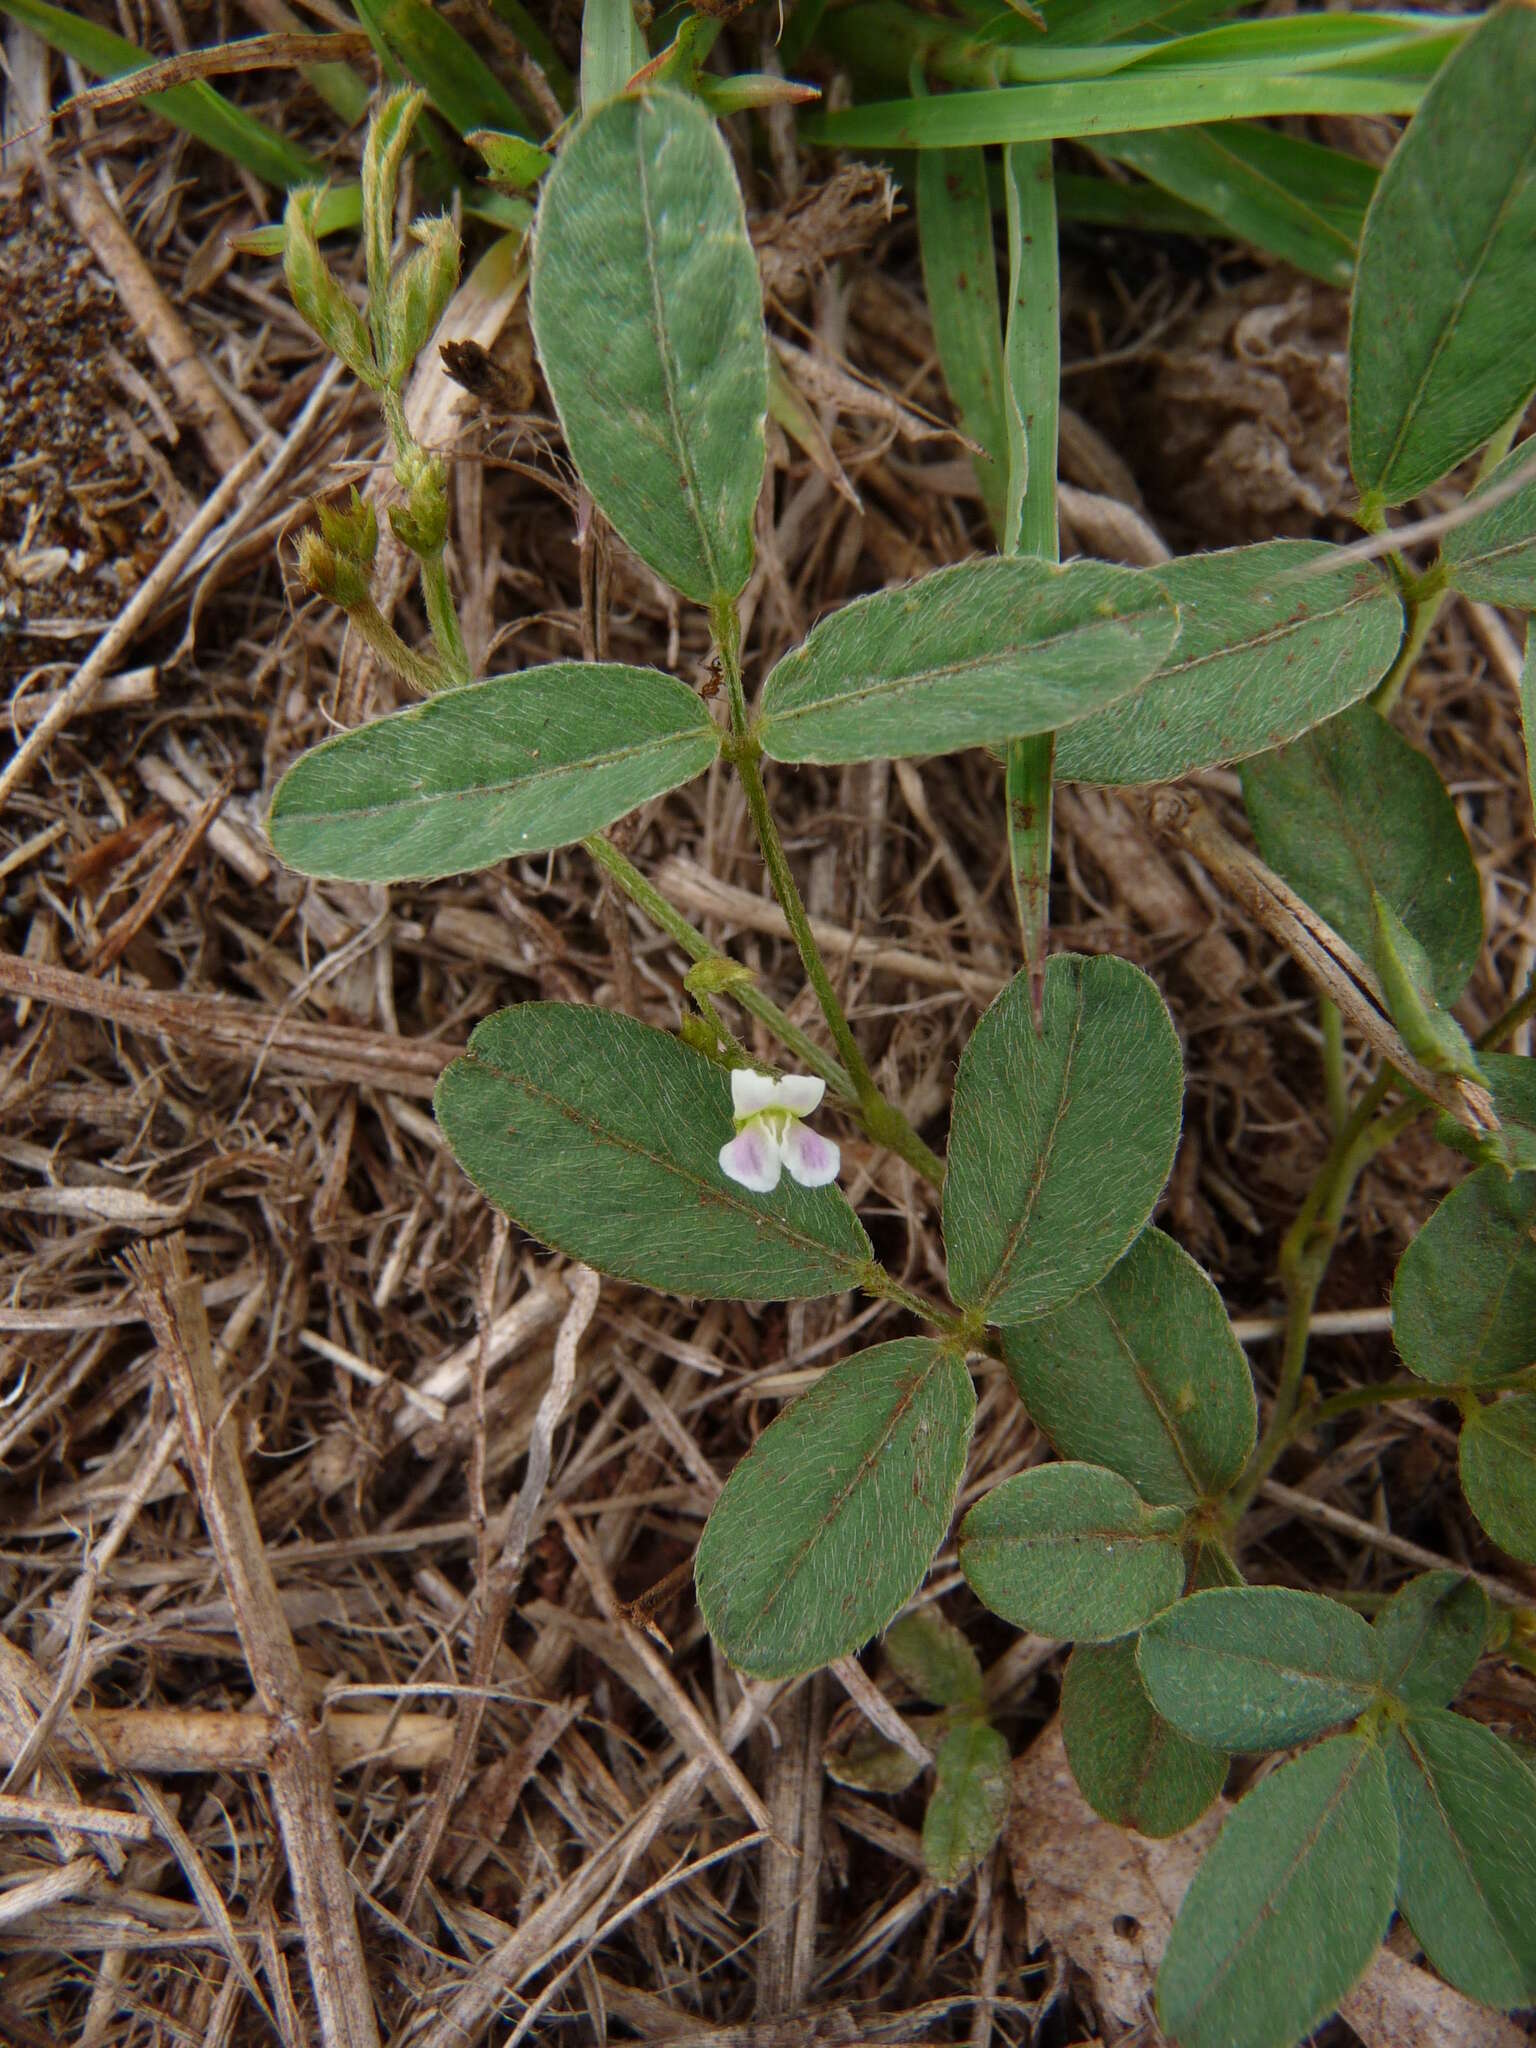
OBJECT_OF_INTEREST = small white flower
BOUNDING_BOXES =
[718,1069,840,1194]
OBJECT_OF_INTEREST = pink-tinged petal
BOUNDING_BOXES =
[731,1069,778,1119]
[781,1120,840,1188]
[772,1074,825,1118]
[719,1124,781,1193]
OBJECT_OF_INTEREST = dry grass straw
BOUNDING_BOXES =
[1,27,1534,2046]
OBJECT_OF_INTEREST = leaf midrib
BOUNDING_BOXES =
[1151,577,1381,682]
[978,971,1086,1316]
[282,722,712,827]
[768,610,1166,728]
[462,1053,868,1274]
[1399,1723,1525,1977]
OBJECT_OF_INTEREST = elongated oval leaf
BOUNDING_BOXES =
[1387,1708,1536,2008]
[1349,3,1536,512]
[1002,1227,1254,1507]
[694,1339,975,1677]
[1435,1051,1536,1172]
[530,89,766,604]
[1137,1587,1383,1751]
[434,1005,871,1300]
[959,1462,1186,1641]
[1062,1638,1227,1838]
[268,664,718,882]
[757,558,1179,766]
[1156,1736,1398,2048]
[1459,1393,1536,1564]
[1373,1572,1489,1709]
[923,1719,1011,1887]
[1442,440,1536,607]
[1241,701,1483,1003]
[1392,1168,1536,1386]
[1054,542,1402,785]
[944,956,1183,1324]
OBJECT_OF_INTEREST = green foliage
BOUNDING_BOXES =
[268,665,718,883]
[1349,3,1536,513]
[757,559,1179,765]
[1370,891,1485,1088]
[922,1719,1011,1886]
[1372,1572,1489,1709]
[693,1340,975,1677]
[1459,1394,1536,1564]
[959,1462,1186,1640]
[916,149,1007,539]
[1095,124,1373,285]
[883,1611,984,1709]
[1054,544,1402,785]
[1387,1708,1536,2008]
[530,90,767,606]
[435,1007,872,1301]
[944,957,1183,1324]
[1001,1226,1255,1507]
[351,0,531,140]
[1442,441,1536,608]
[1435,1052,1536,1172]
[1156,1736,1398,2048]
[0,0,325,187]
[1137,1588,1382,1751]
[1061,1637,1227,1837]
[1241,703,1483,1004]
[1392,1168,1536,1385]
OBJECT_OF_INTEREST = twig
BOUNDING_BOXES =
[1257,1479,1533,1606]
[123,1235,382,2048]
[0,1707,455,1774]
[0,1792,152,1843]
[0,951,456,1097]
[0,441,269,808]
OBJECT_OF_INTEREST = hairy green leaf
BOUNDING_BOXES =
[1156,1736,1397,2048]
[923,1719,1011,1887]
[1387,1708,1536,2008]
[531,90,766,604]
[1349,3,1536,511]
[1442,440,1536,608]
[944,956,1183,1324]
[1373,1572,1489,1709]
[1061,1638,1227,1837]
[1137,1587,1383,1750]
[694,1339,975,1677]
[959,1462,1186,1641]
[885,1611,984,1709]
[1055,543,1402,785]
[1242,702,1483,1004]
[1002,1226,1255,1507]
[757,559,1178,766]
[434,1006,871,1300]
[268,664,717,882]
[1393,1168,1536,1386]
[1459,1394,1536,1565]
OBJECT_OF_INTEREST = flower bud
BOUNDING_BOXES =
[361,87,426,310]
[283,189,377,388]
[296,527,373,611]
[382,214,460,388]
[388,452,449,557]
[315,487,379,570]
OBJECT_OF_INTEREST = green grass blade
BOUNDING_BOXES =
[581,0,647,105]
[487,0,574,109]
[350,0,532,138]
[812,69,1431,150]
[0,0,324,185]
[917,145,1008,540]
[1055,169,1216,235]
[1097,124,1372,283]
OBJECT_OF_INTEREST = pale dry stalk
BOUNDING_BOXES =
[123,1233,382,2048]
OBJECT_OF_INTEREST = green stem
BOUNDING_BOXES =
[419,549,471,686]
[1296,1364,1536,1435]
[1229,1074,1413,1517]
[1372,576,1447,716]
[341,597,448,696]
[709,600,947,1189]
[862,1265,971,1340]
[1320,997,1349,1136]
[1479,973,1536,1051]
